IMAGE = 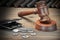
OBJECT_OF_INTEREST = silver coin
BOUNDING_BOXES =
[22,35,29,38]
[13,33,19,36]
[13,29,19,33]
[30,32,36,36]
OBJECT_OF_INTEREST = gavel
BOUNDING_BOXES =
[18,1,57,32]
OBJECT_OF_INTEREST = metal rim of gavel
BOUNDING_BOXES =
[18,1,57,32]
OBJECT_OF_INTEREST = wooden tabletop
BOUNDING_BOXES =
[0,8,60,40]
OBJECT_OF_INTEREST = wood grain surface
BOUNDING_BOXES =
[0,8,60,40]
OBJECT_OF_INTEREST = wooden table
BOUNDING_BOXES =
[0,8,60,40]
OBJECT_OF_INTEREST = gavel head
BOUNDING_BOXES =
[36,1,50,23]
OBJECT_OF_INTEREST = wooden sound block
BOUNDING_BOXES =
[35,20,57,32]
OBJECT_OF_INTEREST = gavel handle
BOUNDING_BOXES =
[18,8,38,17]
